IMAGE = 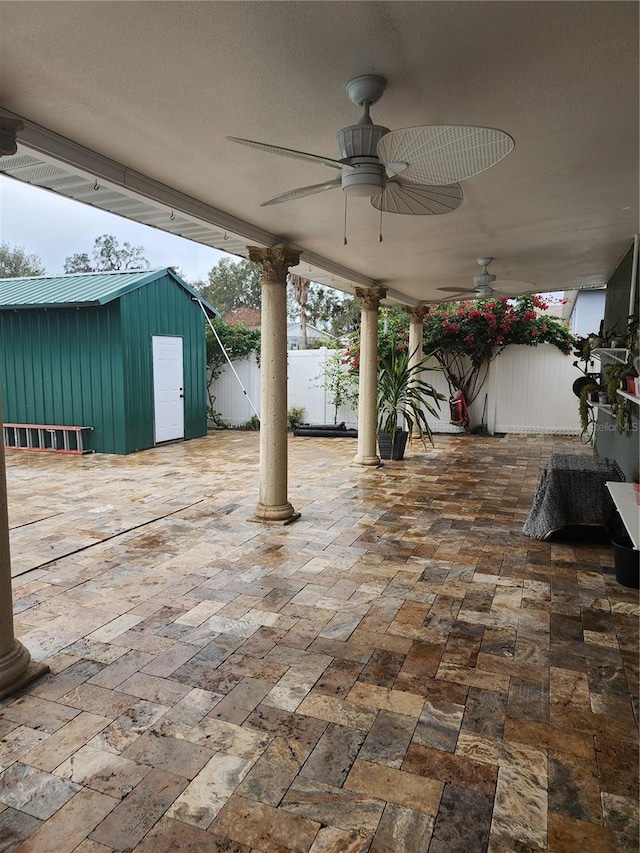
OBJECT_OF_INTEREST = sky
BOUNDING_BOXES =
[0,176,233,284]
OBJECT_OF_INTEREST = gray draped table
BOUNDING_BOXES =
[523,453,625,540]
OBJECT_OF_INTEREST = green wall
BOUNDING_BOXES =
[595,245,639,480]
[0,303,126,453]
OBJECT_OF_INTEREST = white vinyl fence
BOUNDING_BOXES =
[211,344,584,435]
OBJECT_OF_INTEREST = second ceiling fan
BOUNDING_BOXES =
[229,74,514,216]
[437,258,535,300]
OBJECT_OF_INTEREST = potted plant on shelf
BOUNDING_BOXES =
[377,345,443,460]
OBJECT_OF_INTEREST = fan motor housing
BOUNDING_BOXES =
[473,272,496,290]
[336,124,390,159]
[474,285,495,298]
[341,159,386,196]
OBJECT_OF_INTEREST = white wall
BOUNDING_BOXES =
[570,290,606,337]
[488,345,583,434]
[211,344,584,434]
[210,351,261,424]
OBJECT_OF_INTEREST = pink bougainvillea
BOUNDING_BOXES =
[418,296,575,404]
[344,296,576,409]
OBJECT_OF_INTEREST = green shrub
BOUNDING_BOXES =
[241,414,260,430]
[287,406,305,428]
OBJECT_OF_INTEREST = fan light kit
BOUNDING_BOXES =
[437,258,535,301]
[228,74,514,228]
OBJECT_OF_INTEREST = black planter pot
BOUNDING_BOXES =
[378,430,409,460]
[612,536,639,589]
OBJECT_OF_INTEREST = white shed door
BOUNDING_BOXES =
[152,336,184,443]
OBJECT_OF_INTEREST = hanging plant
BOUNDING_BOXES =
[579,382,599,431]
[603,364,625,404]
[613,398,632,434]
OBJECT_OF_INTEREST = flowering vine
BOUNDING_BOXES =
[344,296,575,408]
[422,295,575,403]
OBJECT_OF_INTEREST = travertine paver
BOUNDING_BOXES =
[1,431,638,853]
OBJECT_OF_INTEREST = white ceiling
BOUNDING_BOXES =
[0,1,638,302]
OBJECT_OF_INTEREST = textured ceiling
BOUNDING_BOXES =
[0,1,638,301]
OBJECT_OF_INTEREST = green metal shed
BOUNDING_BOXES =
[0,268,218,454]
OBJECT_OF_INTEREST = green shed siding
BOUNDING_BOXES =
[0,268,213,455]
[119,275,208,453]
[0,303,126,453]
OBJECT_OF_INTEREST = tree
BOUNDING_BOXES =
[286,280,358,341]
[0,241,45,277]
[63,234,149,273]
[224,306,261,327]
[307,288,358,338]
[197,258,262,315]
[287,274,310,349]
[318,349,359,424]
[63,253,93,274]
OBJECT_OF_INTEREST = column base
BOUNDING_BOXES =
[249,502,301,525]
[352,454,382,467]
[0,640,49,700]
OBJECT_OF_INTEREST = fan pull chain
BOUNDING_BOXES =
[378,205,383,243]
[343,194,348,245]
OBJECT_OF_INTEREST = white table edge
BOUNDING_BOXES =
[606,482,639,550]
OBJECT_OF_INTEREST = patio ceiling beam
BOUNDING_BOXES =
[0,107,419,305]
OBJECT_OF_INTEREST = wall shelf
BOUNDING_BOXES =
[588,401,614,415]
[617,389,639,405]
[591,348,629,365]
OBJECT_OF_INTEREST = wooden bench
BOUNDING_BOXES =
[3,423,93,454]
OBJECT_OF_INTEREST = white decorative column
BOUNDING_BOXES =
[0,395,48,699]
[248,244,302,524]
[406,305,425,438]
[353,286,387,467]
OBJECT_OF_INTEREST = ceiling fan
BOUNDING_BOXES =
[437,258,535,300]
[228,74,514,216]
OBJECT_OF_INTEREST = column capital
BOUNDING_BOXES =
[248,244,302,282]
[405,304,426,324]
[0,118,24,157]
[355,286,387,310]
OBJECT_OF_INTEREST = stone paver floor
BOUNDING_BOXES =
[1,432,638,852]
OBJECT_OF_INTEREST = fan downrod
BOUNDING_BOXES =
[346,75,387,108]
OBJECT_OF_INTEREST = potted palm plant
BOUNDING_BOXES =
[377,345,443,460]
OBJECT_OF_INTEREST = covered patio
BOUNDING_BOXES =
[0,2,638,849]
[1,433,638,852]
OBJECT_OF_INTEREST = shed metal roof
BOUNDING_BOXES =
[0,268,220,316]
